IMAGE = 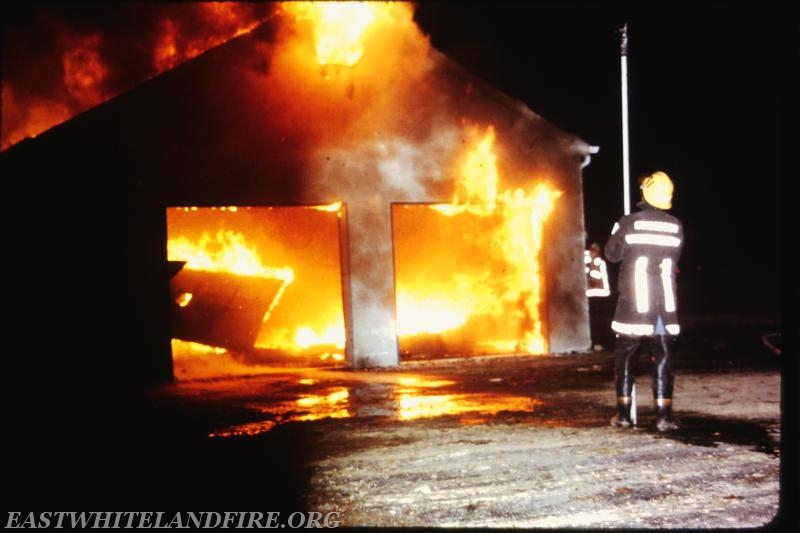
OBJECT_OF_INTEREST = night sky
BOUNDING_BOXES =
[1,1,791,315]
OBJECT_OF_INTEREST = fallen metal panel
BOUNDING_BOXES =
[170,269,285,352]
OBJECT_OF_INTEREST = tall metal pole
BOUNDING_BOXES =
[620,23,631,215]
[619,24,636,423]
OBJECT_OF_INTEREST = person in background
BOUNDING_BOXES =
[585,241,612,351]
[585,242,610,298]
[604,171,684,432]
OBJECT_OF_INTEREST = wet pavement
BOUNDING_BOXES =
[7,313,792,528]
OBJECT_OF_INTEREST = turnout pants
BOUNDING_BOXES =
[613,333,677,422]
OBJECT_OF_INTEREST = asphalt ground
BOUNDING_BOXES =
[6,313,791,529]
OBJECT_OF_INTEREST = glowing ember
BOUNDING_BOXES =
[176,292,193,308]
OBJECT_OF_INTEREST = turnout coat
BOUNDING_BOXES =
[604,202,684,337]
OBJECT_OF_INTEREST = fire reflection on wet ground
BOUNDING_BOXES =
[156,316,781,459]
[198,370,543,438]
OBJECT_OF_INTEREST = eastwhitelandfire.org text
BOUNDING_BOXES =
[6,511,342,528]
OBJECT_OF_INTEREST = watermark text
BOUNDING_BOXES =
[6,511,342,528]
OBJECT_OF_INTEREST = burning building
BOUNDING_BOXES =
[2,3,597,386]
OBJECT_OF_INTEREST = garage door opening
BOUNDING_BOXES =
[167,204,346,380]
[392,188,558,361]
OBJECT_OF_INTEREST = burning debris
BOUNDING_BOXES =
[167,205,347,372]
[170,268,286,352]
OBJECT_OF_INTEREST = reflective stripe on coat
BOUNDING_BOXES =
[604,202,683,336]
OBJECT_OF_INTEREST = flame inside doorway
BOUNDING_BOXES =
[393,126,561,358]
[167,205,347,379]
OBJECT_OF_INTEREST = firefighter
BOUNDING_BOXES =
[585,241,612,350]
[585,242,610,298]
[604,171,683,432]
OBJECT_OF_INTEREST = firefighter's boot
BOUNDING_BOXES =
[610,335,639,428]
[655,397,678,432]
[651,334,678,431]
[610,396,633,428]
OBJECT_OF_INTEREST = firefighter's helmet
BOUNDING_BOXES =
[641,171,674,209]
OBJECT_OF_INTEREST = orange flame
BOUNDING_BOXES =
[497,184,561,353]
[167,228,294,329]
[312,201,344,214]
[284,1,381,66]
[154,19,181,72]
[396,126,561,354]
[154,4,264,72]
[62,33,110,108]
[167,206,346,364]
[395,296,469,336]
[2,4,269,151]
[452,125,499,214]
[168,229,294,282]
[295,325,346,350]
